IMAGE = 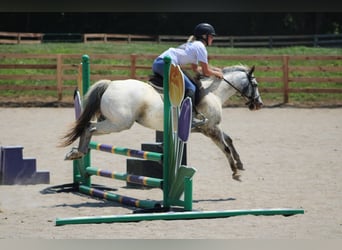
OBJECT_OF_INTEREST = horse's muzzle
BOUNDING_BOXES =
[247,100,263,110]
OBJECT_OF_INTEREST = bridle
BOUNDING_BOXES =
[222,69,260,109]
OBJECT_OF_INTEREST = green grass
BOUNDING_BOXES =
[1,42,342,55]
[1,43,342,106]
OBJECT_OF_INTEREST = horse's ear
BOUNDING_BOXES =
[249,65,255,75]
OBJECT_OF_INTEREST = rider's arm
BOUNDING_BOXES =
[191,63,199,73]
[199,62,223,79]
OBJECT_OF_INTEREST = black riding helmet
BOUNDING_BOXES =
[193,23,216,45]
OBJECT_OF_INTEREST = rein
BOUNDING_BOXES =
[222,77,246,97]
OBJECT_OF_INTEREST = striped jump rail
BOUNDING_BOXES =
[86,167,163,188]
[79,185,161,209]
[89,141,163,162]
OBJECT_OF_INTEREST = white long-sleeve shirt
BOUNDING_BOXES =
[158,41,208,66]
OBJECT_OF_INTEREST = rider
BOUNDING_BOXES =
[152,22,223,127]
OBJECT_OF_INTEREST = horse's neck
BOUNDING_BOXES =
[202,75,237,105]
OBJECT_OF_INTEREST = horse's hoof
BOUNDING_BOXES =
[232,172,242,182]
[64,148,84,160]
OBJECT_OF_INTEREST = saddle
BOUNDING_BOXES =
[148,73,164,93]
[148,71,209,106]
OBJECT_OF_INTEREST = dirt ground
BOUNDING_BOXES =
[0,106,341,239]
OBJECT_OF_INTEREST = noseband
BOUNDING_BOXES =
[222,72,259,108]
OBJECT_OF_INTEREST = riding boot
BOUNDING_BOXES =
[184,89,208,128]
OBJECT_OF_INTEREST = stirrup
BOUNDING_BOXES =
[89,126,96,133]
[191,116,208,128]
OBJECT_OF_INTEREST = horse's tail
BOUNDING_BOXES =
[59,80,110,147]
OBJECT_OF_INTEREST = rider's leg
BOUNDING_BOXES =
[182,73,208,127]
[150,58,165,89]
[152,57,164,76]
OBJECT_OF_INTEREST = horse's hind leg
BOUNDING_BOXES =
[78,124,95,154]
[223,132,244,170]
[64,124,94,160]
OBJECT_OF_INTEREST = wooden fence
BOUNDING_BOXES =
[0,32,43,44]
[1,32,342,47]
[84,33,342,48]
[0,53,342,103]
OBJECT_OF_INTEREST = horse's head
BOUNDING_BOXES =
[222,65,263,110]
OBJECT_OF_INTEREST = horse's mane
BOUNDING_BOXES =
[222,64,250,74]
[197,64,250,86]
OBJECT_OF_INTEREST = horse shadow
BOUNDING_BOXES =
[41,183,236,211]
[40,183,135,209]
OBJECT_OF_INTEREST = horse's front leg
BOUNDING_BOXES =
[201,126,241,181]
[222,132,244,171]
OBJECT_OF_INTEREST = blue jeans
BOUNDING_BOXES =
[152,57,196,92]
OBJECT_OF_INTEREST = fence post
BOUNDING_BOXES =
[282,55,289,103]
[230,36,234,48]
[269,36,273,48]
[130,54,137,79]
[314,35,318,47]
[56,54,63,100]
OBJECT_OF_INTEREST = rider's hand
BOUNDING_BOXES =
[216,71,223,79]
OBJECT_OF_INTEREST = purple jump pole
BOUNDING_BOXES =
[89,142,162,162]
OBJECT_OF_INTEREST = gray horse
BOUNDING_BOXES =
[61,65,263,181]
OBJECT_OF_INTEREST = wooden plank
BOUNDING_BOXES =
[289,66,342,72]
[90,54,131,60]
[90,64,131,70]
[288,88,342,93]
[129,34,155,39]
[253,66,283,72]
[135,65,152,70]
[136,54,157,59]
[60,64,81,70]
[0,64,56,69]
[259,87,284,93]
[257,77,283,82]
[289,77,342,83]
[18,32,43,38]
[0,39,18,44]
[84,33,107,38]
[19,40,42,44]
[0,54,57,59]
[290,55,342,60]
[90,74,129,80]
[0,75,56,80]
[209,55,283,60]
[0,85,56,91]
